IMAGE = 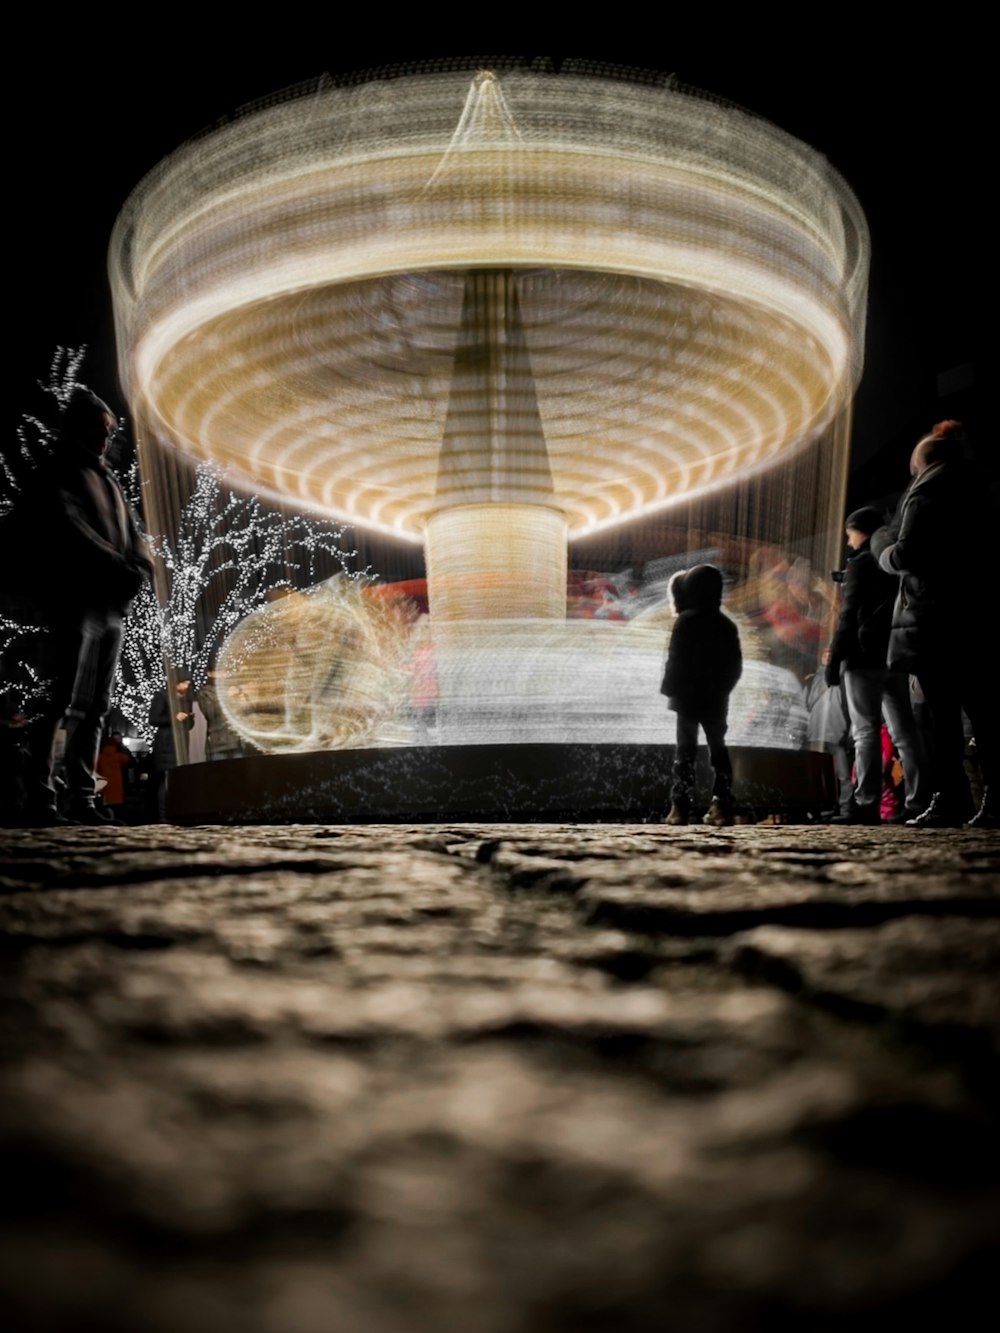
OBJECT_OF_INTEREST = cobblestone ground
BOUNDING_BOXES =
[1,822,998,1332]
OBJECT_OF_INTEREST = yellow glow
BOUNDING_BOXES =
[112,69,867,541]
[425,504,568,621]
[216,577,416,753]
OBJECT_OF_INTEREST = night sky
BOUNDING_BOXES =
[12,35,983,509]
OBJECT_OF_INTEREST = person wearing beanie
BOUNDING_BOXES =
[824,505,930,824]
[871,421,999,828]
[659,563,743,826]
[9,386,152,825]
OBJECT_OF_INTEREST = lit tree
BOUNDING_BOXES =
[2,346,89,518]
[5,350,358,741]
[117,459,358,743]
[1,348,91,719]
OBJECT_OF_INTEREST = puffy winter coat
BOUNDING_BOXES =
[871,461,994,672]
[660,565,742,713]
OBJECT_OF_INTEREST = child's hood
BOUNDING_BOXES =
[670,564,724,612]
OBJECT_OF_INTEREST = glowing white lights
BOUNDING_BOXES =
[112,68,868,541]
[110,67,867,760]
[115,461,354,743]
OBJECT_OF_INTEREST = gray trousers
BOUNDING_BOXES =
[842,667,930,813]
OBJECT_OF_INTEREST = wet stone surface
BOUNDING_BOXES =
[1,822,998,1332]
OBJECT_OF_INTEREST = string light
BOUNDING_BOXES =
[117,460,356,743]
[2,353,355,741]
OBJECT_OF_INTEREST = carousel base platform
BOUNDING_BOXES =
[165,744,836,825]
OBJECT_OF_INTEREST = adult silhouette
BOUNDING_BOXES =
[871,421,998,828]
[10,388,152,825]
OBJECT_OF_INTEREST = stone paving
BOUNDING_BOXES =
[1,821,998,1332]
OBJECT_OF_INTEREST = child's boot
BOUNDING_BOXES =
[704,772,734,827]
[703,797,733,827]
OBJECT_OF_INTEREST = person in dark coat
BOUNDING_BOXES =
[5,388,151,825]
[824,506,930,824]
[147,677,194,820]
[871,421,998,828]
[197,666,243,761]
[660,564,743,826]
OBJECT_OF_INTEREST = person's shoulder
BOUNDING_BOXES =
[667,609,698,648]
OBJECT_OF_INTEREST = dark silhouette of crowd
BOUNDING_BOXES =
[823,506,930,824]
[2,390,995,831]
[655,420,995,831]
[817,421,996,829]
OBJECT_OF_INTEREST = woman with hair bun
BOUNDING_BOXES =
[871,421,998,828]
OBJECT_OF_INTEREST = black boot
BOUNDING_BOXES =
[966,788,998,830]
[704,771,735,827]
[64,798,117,826]
[831,800,880,826]
[703,797,733,827]
[906,793,967,829]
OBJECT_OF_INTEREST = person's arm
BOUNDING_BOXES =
[57,480,133,572]
[825,558,863,681]
[57,474,150,607]
[121,492,155,578]
[872,489,931,579]
[660,619,685,696]
[729,620,743,691]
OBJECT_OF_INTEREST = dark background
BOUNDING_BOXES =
[9,33,983,510]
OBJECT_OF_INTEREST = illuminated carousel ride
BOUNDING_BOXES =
[110,64,869,822]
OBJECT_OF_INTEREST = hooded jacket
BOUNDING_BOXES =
[659,564,742,713]
[871,460,993,672]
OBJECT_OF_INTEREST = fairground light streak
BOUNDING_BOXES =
[111,66,868,755]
